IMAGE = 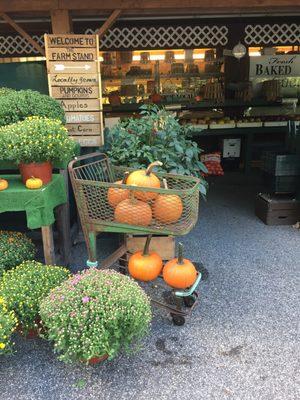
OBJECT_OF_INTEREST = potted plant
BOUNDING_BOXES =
[39,268,152,364]
[107,104,208,196]
[0,230,36,277]
[0,261,70,337]
[0,297,17,355]
[0,116,76,184]
[0,89,65,127]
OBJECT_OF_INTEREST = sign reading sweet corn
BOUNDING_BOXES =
[44,34,103,147]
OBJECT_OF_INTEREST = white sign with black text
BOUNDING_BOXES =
[250,55,300,78]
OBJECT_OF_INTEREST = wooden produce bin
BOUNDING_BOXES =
[126,235,175,260]
[255,193,300,225]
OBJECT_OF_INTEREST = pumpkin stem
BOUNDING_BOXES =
[129,191,137,203]
[177,242,184,265]
[142,235,152,256]
[145,161,163,176]
[162,178,168,190]
[122,171,129,184]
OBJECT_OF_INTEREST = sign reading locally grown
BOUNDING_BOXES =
[250,55,300,78]
[45,34,103,147]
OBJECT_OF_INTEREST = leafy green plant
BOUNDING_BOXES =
[0,116,76,164]
[0,89,65,126]
[0,261,70,332]
[0,296,17,355]
[0,87,16,97]
[0,231,36,277]
[40,268,152,363]
[107,104,208,195]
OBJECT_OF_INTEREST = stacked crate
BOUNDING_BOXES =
[255,152,300,225]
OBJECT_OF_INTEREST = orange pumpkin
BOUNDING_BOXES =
[128,235,163,281]
[0,178,8,191]
[114,195,152,226]
[126,161,162,201]
[153,178,183,224]
[107,172,130,208]
[163,243,197,289]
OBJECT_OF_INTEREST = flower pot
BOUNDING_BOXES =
[19,161,52,185]
[17,325,39,339]
[82,354,108,365]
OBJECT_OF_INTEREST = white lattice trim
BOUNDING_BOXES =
[0,34,45,55]
[85,25,228,48]
[245,23,300,45]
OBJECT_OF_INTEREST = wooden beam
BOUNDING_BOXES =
[0,12,45,55]
[95,9,122,38]
[1,0,300,13]
[51,9,73,33]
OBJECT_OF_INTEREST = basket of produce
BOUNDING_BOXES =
[69,153,200,236]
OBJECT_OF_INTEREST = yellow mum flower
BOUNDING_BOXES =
[0,343,6,349]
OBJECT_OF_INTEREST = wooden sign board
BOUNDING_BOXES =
[51,86,99,99]
[47,47,98,62]
[58,99,101,112]
[47,35,97,48]
[45,34,104,147]
[67,124,100,135]
[65,112,101,124]
[70,135,102,147]
[49,74,99,86]
[47,61,98,74]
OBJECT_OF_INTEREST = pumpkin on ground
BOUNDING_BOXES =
[0,179,8,191]
[128,235,163,281]
[25,177,43,189]
[114,195,152,226]
[107,171,130,208]
[163,243,197,289]
[153,178,183,224]
[126,161,162,202]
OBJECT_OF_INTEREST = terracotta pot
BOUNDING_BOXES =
[19,161,52,185]
[17,325,39,339]
[82,354,108,365]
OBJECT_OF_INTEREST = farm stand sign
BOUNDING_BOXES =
[45,34,103,147]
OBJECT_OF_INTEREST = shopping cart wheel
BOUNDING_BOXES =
[171,314,185,326]
[183,294,196,308]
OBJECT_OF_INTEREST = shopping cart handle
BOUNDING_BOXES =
[68,152,108,172]
[175,272,202,297]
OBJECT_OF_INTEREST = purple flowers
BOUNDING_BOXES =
[82,296,90,304]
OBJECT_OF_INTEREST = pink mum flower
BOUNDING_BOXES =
[82,296,90,303]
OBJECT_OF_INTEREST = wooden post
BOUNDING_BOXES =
[50,9,73,34]
[41,226,56,265]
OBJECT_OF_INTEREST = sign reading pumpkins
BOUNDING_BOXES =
[250,55,300,78]
[45,34,103,147]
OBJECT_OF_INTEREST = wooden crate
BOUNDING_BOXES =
[125,235,175,260]
[255,193,300,225]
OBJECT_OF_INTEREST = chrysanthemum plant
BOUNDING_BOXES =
[0,261,70,333]
[0,297,17,355]
[40,269,152,363]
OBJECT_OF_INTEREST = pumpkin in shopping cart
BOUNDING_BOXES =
[107,172,130,208]
[163,243,197,289]
[128,235,163,281]
[153,179,183,224]
[126,161,162,201]
[114,194,152,226]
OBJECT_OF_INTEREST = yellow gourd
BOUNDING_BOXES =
[25,177,43,190]
[0,179,8,191]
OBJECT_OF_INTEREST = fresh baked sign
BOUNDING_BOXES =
[45,34,103,147]
[250,55,300,77]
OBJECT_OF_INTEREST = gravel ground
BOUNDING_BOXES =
[0,172,299,400]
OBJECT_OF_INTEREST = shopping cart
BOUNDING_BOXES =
[68,152,202,325]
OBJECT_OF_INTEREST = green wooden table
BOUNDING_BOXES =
[0,174,69,265]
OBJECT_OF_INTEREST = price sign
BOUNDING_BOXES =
[45,34,103,147]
